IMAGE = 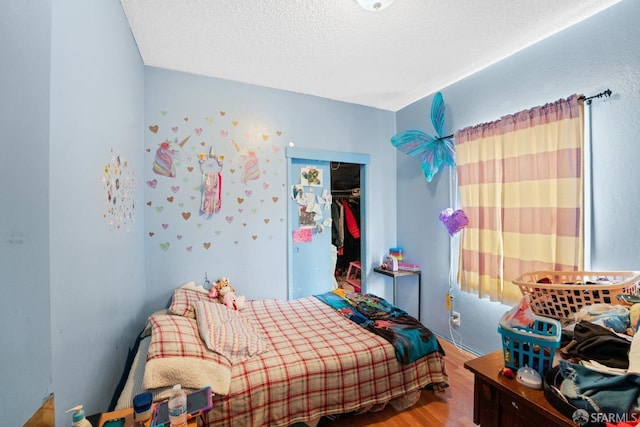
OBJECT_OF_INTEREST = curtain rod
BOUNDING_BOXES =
[436,89,612,141]
[579,88,612,105]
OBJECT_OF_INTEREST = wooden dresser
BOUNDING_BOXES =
[464,350,574,427]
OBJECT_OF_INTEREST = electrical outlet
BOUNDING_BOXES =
[451,311,461,326]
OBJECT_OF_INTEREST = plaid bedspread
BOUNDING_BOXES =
[209,296,448,427]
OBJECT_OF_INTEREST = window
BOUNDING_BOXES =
[454,95,585,304]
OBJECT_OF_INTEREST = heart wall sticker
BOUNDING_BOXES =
[439,208,469,236]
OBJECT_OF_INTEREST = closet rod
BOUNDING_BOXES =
[333,189,360,199]
[435,89,613,141]
[332,188,360,194]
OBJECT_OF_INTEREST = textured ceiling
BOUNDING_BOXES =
[120,0,621,111]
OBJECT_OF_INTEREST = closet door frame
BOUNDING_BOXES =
[285,147,370,300]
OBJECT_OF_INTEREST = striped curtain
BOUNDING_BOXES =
[454,95,584,305]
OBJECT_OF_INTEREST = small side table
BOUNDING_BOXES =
[373,267,421,321]
[345,261,362,292]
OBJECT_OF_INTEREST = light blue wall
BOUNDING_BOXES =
[49,1,145,426]
[395,0,640,355]
[1,1,53,426]
[143,68,398,314]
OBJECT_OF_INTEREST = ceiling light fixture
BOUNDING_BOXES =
[354,0,394,11]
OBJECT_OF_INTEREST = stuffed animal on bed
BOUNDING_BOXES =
[208,277,231,301]
[209,277,245,310]
[223,291,246,311]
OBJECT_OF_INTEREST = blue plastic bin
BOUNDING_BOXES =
[498,314,561,376]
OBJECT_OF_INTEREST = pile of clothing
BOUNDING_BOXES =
[554,303,640,426]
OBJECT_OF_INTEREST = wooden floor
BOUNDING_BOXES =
[24,393,54,427]
[324,337,478,427]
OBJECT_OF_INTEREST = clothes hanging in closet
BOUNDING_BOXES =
[332,201,345,251]
[342,199,360,239]
[332,197,360,270]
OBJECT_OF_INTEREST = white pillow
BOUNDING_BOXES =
[180,280,209,294]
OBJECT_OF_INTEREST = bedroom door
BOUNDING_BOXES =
[289,158,333,299]
[286,148,370,300]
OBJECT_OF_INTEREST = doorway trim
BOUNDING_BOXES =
[286,147,370,299]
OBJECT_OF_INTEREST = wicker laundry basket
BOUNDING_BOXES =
[512,271,640,319]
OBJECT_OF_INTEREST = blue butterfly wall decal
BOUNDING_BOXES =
[390,92,455,182]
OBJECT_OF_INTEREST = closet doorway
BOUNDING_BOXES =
[331,162,362,291]
[286,148,370,300]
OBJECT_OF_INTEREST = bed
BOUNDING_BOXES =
[113,284,448,427]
